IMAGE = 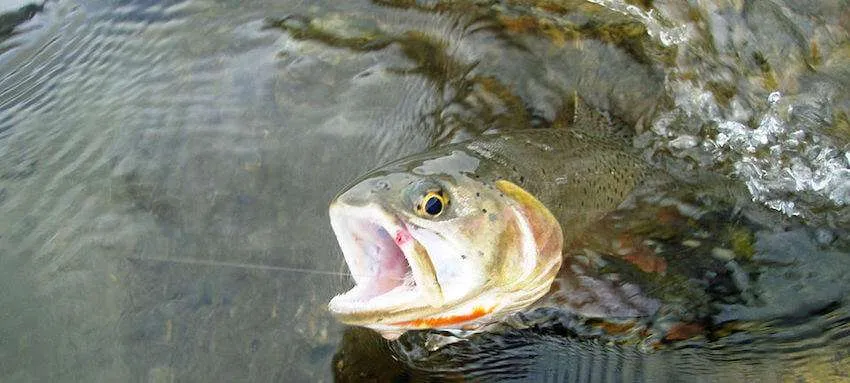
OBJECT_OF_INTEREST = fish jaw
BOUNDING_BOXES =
[327,200,509,337]
[327,202,444,320]
[363,270,560,340]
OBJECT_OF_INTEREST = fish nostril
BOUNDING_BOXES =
[373,180,390,192]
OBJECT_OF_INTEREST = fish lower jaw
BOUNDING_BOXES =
[340,294,512,335]
[327,284,432,319]
[356,287,559,338]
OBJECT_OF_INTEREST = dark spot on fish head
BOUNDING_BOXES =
[477,251,484,257]
[476,192,480,197]
[482,208,487,213]
[519,176,525,184]
[461,254,467,259]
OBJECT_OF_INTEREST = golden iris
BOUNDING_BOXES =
[417,190,447,217]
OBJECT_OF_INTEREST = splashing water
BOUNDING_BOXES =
[595,0,850,224]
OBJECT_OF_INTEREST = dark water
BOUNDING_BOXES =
[1,0,848,381]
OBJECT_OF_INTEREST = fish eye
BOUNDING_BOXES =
[416,190,447,218]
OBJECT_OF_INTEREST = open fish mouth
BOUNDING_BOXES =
[328,203,443,322]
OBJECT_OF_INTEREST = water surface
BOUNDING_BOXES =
[1,0,849,381]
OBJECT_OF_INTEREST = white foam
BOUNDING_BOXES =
[608,0,850,221]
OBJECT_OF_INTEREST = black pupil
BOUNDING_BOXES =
[424,196,443,215]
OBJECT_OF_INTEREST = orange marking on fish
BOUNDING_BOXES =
[391,306,494,328]
[623,248,668,274]
[663,322,705,341]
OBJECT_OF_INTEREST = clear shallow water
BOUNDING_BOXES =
[0,0,848,381]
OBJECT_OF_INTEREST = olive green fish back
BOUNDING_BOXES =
[461,129,649,240]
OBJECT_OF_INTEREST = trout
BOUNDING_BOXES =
[328,109,654,339]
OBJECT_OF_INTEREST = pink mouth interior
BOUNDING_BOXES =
[352,223,413,300]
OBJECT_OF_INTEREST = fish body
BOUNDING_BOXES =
[328,127,651,339]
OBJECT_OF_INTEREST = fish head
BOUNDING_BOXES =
[328,150,563,339]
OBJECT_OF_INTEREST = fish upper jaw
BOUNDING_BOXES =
[327,202,444,320]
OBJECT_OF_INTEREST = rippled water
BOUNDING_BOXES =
[1,0,848,381]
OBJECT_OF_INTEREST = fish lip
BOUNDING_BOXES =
[327,201,443,321]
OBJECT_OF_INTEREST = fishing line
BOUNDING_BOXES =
[127,256,411,281]
[127,256,351,276]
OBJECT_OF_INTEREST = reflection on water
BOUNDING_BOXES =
[0,0,848,381]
